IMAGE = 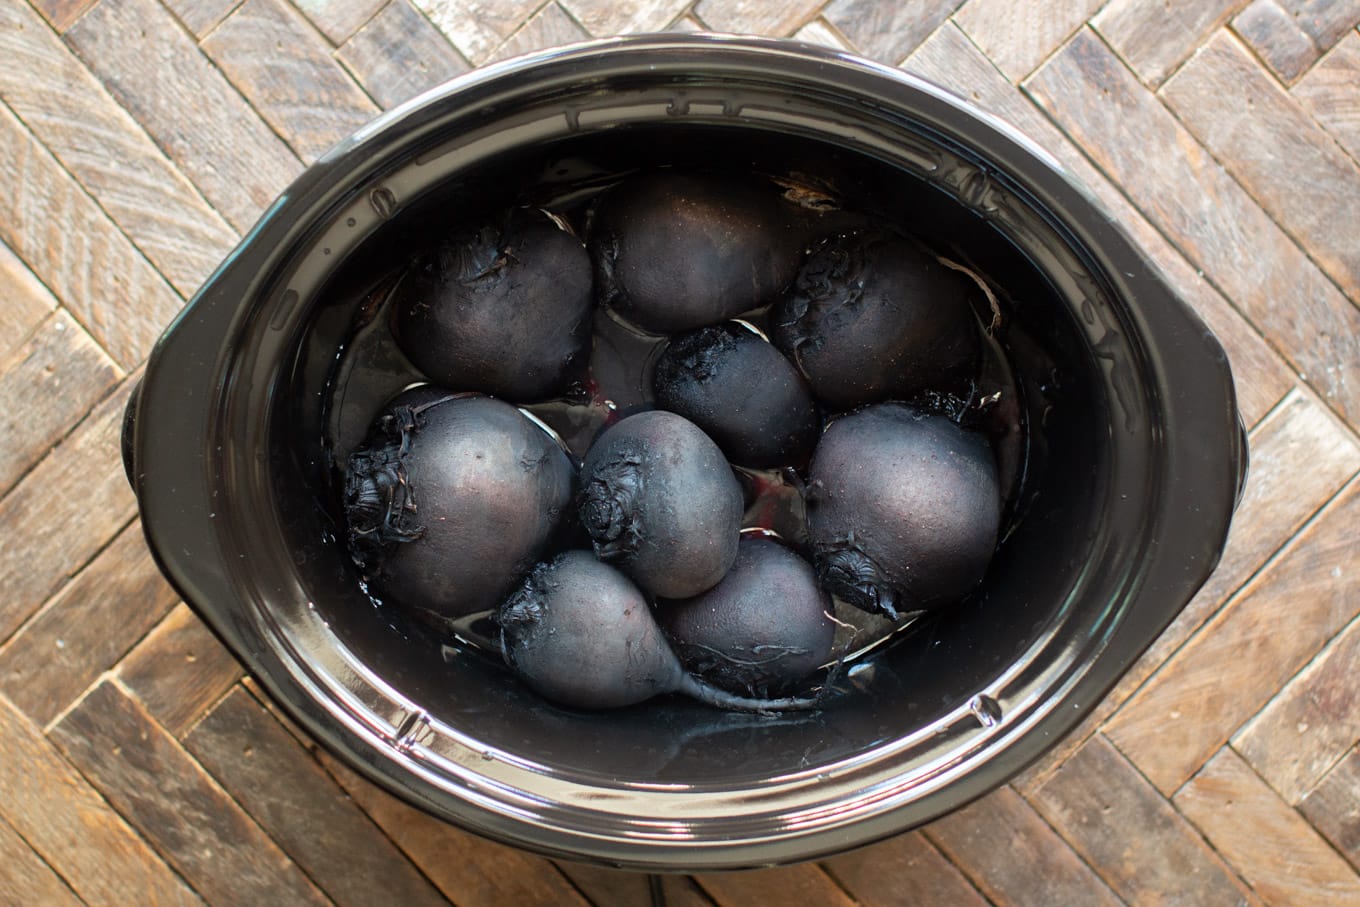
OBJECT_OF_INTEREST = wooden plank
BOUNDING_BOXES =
[904,21,1295,430]
[116,602,244,738]
[790,18,852,50]
[51,681,333,906]
[1280,0,1360,50]
[291,0,387,45]
[0,309,121,496]
[1091,0,1246,86]
[1105,474,1360,794]
[924,785,1122,907]
[162,0,241,38]
[1018,386,1359,793]
[487,2,590,63]
[0,0,238,298]
[555,864,714,907]
[693,865,857,907]
[0,241,57,363]
[691,0,822,37]
[1175,747,1360,905]
[1030,734,1257,905]
[0,380,138,645]
[1233,612,1360,802]
[0,520,177,727]
[821,830,989,906]
[1024,29,1360,425]
[822,0,962,63]
[1150,389,1360,655]
[1300,744,1360,871]
[1294,30,1360,163]
[26,0,94,31]
[558,0,690,36]
[1233,0,1321,82]
[412,0,544,65]
[1161,30,1360,301]
[0,101,183,369]
[336,0,469,111]
[955,0,1104,80]
[201,0,379,164]
[0,693,201,906]
[66,0,304,235]
[314,748,590,907]
[0,814,83,907]
[183,686,449,907]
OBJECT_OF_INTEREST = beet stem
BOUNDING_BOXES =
[675,674,818,713]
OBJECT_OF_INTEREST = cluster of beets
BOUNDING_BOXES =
[343,170,1003,713]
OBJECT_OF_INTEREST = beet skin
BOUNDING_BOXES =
[344,391,574,619]
[806,403,1001,618]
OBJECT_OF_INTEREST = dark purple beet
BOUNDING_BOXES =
[590,171,803,333]
[806,404,1001,618]
[772,230,980,410]
[578,410,742,598]
[390,208,593,402]
[498,551,815,711]
[658,536,834,696]
[652,322,820,469]
[344,391,575,619]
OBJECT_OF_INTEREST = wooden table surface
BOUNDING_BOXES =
[3,1,1359,904]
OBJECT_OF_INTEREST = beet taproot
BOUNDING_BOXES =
[806,403,1001,618]
[652,322,820,468]
[659,536,835,696]
[498,551,816,711]
[591,171,803,333]
[344,391,575,619]
[391,208,593,402]
[578,410,742,598]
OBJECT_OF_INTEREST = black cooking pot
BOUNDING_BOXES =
[122,35,1247,870]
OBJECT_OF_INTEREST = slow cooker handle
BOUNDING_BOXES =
[121,376,143,491]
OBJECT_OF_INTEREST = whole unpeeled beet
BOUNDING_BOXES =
[652,323,820,468]
[591,171,803,333]
[773,230,979,410]
[659,536,834,696]
[578,410,743,598]
[344,391,575,619]
[390,208,593,402]
[807,404,1001,618]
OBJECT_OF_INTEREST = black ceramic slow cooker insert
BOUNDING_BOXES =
[123,35,1247,870]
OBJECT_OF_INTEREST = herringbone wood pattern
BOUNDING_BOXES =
[2,1,1359,904]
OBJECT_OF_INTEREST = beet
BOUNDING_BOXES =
[590,171,803,333]
[772,230,979,410]
[578,410,742,598]
[344,391,575,619]
[658,536,834,696]
[806,404,1001,618]
[653,322,820,469]
[390,208,593,402]
[498,551,816,711]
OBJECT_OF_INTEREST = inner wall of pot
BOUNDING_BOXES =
[277,122,1106,783]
